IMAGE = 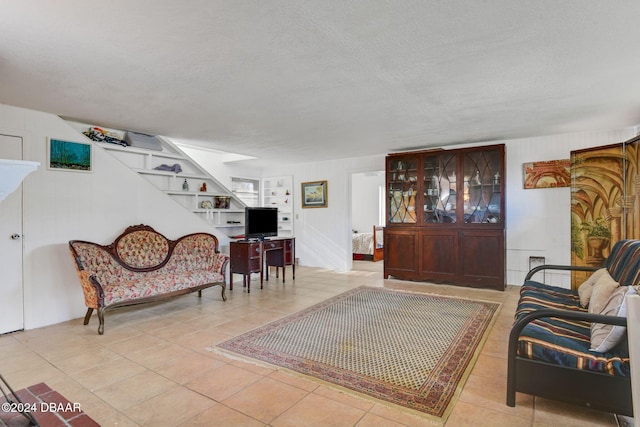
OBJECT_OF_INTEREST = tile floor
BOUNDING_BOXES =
[0,262,634,426]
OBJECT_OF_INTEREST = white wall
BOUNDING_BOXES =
[175,144,262,191]
[261,154,385,272]
[258,128,637,284]
[0,103,225,330]
[501,129,636,286]
[2,102,636,330]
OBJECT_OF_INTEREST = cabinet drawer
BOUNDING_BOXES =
[264,240,283,250]
[247,258,261,270]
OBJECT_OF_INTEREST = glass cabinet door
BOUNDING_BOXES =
[423,153,457,223]
[388,157,418,223]
[463,150,502,224]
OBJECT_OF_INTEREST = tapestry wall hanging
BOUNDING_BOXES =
[570,139,640,288]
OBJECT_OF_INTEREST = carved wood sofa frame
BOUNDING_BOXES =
[69,224,229,335]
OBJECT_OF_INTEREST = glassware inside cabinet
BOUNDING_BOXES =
[423,154,456,223]
[463,150,502,223]
[388,157,417,223]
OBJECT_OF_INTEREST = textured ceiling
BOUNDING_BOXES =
[2,1,640,165]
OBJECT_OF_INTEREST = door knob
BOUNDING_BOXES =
[10,233,21,240]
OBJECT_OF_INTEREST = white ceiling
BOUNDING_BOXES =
[2,1,640,165]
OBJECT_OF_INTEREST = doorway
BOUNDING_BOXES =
[0,134,25,334]
[350,170,384,272]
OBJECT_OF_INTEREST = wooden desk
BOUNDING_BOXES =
[229,237,295,292]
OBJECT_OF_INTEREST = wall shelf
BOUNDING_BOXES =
[95,140,246,236]
[262,175,294,238]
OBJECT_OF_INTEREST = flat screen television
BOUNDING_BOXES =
[245,207,278,240]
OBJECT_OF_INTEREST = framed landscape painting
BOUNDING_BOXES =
[301,180,328,208]
[523,159,570,189]
[48,138,92,172]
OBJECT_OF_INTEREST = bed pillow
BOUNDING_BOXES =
[578,268,608,307]
[590,285,637,352]
[588,271,620,315]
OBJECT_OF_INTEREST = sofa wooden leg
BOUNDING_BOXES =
[83,308,94,325]
[220,283,227,301]
[198,290,202,297]
[97,308,105,335]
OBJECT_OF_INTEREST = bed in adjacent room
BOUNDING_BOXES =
[352,225,384,262]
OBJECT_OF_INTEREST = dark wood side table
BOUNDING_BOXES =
[264,238,295,283]
[229,237,295,292]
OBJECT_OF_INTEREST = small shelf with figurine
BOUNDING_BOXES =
[262,175,294,237]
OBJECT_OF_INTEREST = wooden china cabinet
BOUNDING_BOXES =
[384,144,505,290]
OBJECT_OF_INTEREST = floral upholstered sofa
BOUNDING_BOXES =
[69,224,229,334]
[507,239,640,416]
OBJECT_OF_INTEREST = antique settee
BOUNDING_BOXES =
[69,224,229,334]
[507,239,640,416]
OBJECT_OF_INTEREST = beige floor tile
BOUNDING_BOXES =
[26,335,95,361]
[1,361,66,391]
[222,376,308,423]
[445,400,531,426]
[312,385,375,412]
[227,358,277,376]
[480,336,509,359]
[367,403,440,427]
[49,346,122,375]
[47,378,132,426]
[267,370,320,392]
[180,403,265,427]
[185,364,262,401]
[149,320,211,341]
[106,333,167,355]
[72,357,147,391]
[0,337,32,358]
[171,327,234,351]
[457,373,533,420]
[78,324,145,345]
[355,412,418,427]
[124,386,215,426]
[153,351,227,384]
[467,353,507,379]
[533,398,617,426]
[94,412,141,427]
[0,351,49,375]
[0,267,628,427]
[93,370,177,411]
[215,318,268,336]
[271,393,366,427]
[125,341,196,369]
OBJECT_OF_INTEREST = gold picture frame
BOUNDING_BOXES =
[301,180,328,208]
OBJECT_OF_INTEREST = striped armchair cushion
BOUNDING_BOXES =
[515,281,630,377]
[605,239,640,286]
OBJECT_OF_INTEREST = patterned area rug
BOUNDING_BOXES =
[216,286,500,421]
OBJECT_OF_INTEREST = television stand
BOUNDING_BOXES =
[229,237,295,293]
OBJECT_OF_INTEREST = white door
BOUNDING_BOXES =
[0,135,25,334]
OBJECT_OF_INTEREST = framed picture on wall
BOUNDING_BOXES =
[523,159,570,189]
[301,180,328,208]
[48,138,92,172]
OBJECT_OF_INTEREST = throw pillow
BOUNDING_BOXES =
[578,268,608,307]
[590,285,637,353]
[588,271,620,315]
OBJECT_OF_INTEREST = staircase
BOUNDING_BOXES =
[67,122,247,238]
